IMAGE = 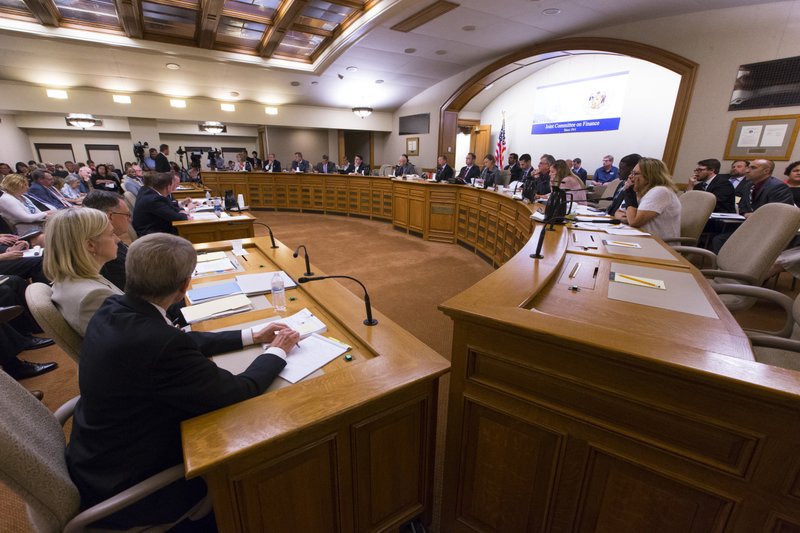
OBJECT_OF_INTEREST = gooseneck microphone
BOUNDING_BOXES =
[252,222,279,249]
[530,216,621,260]
[293,245,314,276]
[298,275,378,326]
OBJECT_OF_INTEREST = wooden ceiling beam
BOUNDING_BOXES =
[326,0,363,9]
[114,0,143,39]
[21,0,60,26]
[258,0,308,58]
[290,22,332,37]
[196,0,225,49]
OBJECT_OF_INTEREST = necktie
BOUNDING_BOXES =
[700,182,707,191]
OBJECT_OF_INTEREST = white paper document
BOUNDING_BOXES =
[235,271,297,294]
[737,125,762,147]
[761,124,788,147]
[196,251,227,263]
[181,294,252,324]
[605,227,650,236]
[194,258,236,275]
[191,213,219,221]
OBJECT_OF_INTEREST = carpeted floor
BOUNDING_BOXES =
[1,210,493,532]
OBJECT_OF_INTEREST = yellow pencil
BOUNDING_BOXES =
[617,273,658,287]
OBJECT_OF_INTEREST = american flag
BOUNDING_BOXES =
[495,117,506,168]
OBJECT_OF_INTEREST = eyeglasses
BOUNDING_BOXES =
[111,211,131,219]
[694,168,708,172]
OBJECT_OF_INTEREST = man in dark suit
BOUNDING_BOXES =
[456,152,481,185]
[315,154,337,174]
[504,153,521,181]
[346,154,370,175]
[132,172,188,236]
[247,151,262,170]
[606,153,642,215]
[264,153,281,172]
[433,155,454,182]
[154,144,171,173]
[689,158,736,213]
[290,152,310,173]
[27,169,71,209]
[394,154,417,177]
[572,157,588,183]
[727,159,752,200]
[66,233,299,530]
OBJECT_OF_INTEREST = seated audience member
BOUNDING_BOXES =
[571,158,588,183]
[783,160,800,207]
[60,175,84,203]
[91,164,122,194]
[546,159,587,204]
[132,172,189,237]
[27,169,71,210]
[737,159,794,216]
[728,159,752,199]
[509,154,533,194]
[264,153,281,172]
[291,152,310,173]
[248,151,261,169]
[77,165,93,194]
[0,162,12,177]
[432,155,454,182]
[233,152,251,172]
[592,155,619,184]
[0,173,52,234]
[45,208,121,336]
[456,153,481,184]
[86,159,96,171]
[532,154,555,196]
[15,162,29,176]
[605,153,642,215]
[142,148,156,171]
[82,190,131,291]
[504,153,521,181]
[122,164,145,196]
[108,163,122,179]
[615,157,681,241]
[346,154,370,176]
[0,233,46,282]
[67,233,300,530]
[394,154,417,177]
[315,154,337,174]
[480,154,500,189]
[687,158,736,213]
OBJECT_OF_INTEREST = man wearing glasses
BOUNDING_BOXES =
[592,155,619,184]
[688,158,736,213]
[82,190,132,291]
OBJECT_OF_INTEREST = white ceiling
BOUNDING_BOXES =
[0,0,787,112]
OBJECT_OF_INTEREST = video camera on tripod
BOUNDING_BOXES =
[133,141,149,166]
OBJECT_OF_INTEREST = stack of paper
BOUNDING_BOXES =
[197,251,227,263]
[194,258,236,275]
[192,213,219,221]
[605,227,650,236]
[235,272,297,295]
[181,294,253,324]
[275,308,326,339]
[186,281,242,304]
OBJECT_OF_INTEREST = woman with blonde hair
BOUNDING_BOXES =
[546,159,587,204]
[0,173,52,234]
[616,157,681,240]
[44,208,121,336]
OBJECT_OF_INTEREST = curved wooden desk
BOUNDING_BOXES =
[195,171,800,531]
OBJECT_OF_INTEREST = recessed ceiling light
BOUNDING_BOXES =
[542,8,561,15]
[265,106,278,115]
[346,66,358,72]
[435,50,447,55]
[404,48,416,54]
[112,94,131,104]
[229,91,239,97]
[165,63,181,70]
[462,25,476,31]
[375,79,384,84]
[170,99,186,108]
[220,103,235,112]
[290,81,300,86]
[46,89,68,99]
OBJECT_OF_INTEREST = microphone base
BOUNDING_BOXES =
[530,253,545,259]
[304,271,314,276]
[270,245,279,249]
[363,318,378,326]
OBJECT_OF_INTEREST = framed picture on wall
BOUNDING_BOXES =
[724,114,800,161]
[406,137,419,156]
[728,56,800,111]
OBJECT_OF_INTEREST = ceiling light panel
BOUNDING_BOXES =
[112,94,131,104]
[220,103,235,111]
[46,89,68,99]
[170,99,187,108]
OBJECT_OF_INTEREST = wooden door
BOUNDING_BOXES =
[470,124,492,159]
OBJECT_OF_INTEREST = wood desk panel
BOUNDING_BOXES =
[173,212,255,244]
[182,237,449,532]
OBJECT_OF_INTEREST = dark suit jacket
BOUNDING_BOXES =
[435,164,454,182]
[731,176,753,199]
[738,176,795,214]
[504,162,522,181]
[100,242,127,291]
[132,187,188,236]
[67,294,286,527]
[693,174,736,213]
[27,182,68,209]
[291,160,310,172]
[573,167,588,183]
[315,161,337,173]
[457,165,481,184]
[346,164,370,175]
[264,160,281,172]
[606,180,628,215]
[154,152,171,173]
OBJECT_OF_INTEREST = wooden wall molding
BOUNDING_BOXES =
[438,37,699,172]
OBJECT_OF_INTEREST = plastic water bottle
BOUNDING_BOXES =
[271,273,286,312]
[213,196,222,214]
[205,190,211,202]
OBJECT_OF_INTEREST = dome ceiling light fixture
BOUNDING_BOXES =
[199,121,226,134]
[352,107,373,118]
[65,113,100,129]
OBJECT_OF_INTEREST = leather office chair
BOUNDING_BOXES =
[663,190,717,246]
[380,164,393,177]
[0,370,208,533]
[713,283,800,371]
[25,282,83,363]
[673,203,800,311]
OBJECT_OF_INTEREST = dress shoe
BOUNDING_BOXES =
[23,336,55,350]
[0,305,22,324]
[31,390,44,401]
[5,359,58,380]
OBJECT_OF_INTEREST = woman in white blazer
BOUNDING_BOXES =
[0,173,51,234]
[44,208,122,336]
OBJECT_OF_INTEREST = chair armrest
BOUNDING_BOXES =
[54,395,79,426]
[701,269,759,285]
[663,237,698,246]
[748,334,800,353]
[714,284,795,337]
[63,464,185,533]
[672,245,717,267]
